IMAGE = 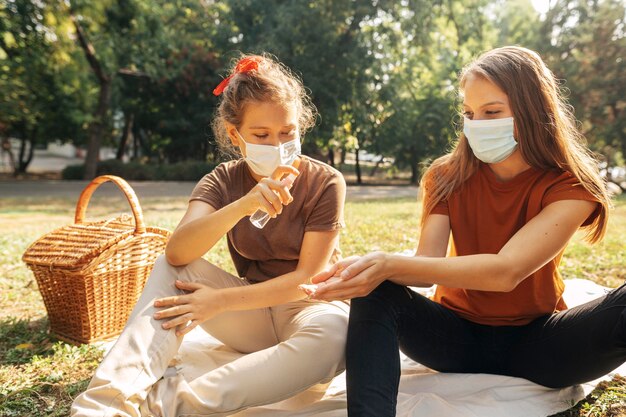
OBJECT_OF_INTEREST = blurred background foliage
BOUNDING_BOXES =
[0,0,624,182]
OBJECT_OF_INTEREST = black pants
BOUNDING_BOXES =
[346,281,626,417]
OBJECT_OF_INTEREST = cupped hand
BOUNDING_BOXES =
[241,165,299,217]
[153,281,225,337]
[303,252,390,301]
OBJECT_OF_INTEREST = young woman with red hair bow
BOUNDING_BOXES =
[71,54,348,417]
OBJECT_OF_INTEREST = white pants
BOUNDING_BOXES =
[71,255,349,417]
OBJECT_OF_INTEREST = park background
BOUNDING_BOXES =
[1,0,626,416]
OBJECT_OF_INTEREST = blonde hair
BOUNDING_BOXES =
[421,46,610,243]
[211,53,317,158]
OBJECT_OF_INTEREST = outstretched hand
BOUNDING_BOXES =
[153,281,225,337]
[299,252,390,301]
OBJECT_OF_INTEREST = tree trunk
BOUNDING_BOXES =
[369,155,385,177]
[340,146,347,165]
[14,129,35,176]
[410,148,419,184]
[116,112,134,160]
[71,12,111,180]
[84,81,111,179]
[327,147,335,167]
[1,138,15,171]
[410,163,419,184]
[132,124,141,160]
[355,148,362,185]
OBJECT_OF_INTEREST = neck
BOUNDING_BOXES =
[487,150,531,182]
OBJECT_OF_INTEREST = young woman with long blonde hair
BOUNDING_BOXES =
[305,46,620,417]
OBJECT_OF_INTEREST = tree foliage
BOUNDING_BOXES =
[1,0,624,181]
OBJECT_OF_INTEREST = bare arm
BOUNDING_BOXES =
[310,199,597,300]
[155,229,339,336]
[307,213,450,292]
[388,199,597,291]
[165,200,242,265]
[165,165,299,266]
[393,213,450,287]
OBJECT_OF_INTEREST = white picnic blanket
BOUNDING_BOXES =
[101,279,625,417]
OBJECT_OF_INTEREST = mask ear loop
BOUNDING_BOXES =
[281,137,301,165]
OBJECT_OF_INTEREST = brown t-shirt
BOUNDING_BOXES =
[430,162,600,326]
[189,155,346,282]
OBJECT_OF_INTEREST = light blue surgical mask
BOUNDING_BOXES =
[463,117,518,164]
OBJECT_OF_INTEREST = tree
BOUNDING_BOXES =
[61,0,224,177]
[536,0,626,159]
[356,0,495,183]
[217,0,400,162]
[0,0,92,175]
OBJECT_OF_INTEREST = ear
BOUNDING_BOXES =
[225,122,240,147]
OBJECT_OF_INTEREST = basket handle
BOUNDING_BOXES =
[75,175,146,235]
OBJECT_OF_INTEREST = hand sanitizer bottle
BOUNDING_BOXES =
[250,173,296,228]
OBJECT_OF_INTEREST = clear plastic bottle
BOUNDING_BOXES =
[250,173,296,229]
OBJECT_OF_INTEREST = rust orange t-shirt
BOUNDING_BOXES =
[430,162,600,326]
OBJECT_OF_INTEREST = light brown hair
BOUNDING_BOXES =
[421,46,610,243]
[211,53,317,158]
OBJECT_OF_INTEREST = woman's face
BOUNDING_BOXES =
[228,101,299,157]
[462,74,513,121]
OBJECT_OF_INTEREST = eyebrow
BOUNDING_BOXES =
[483,100,506,106]
[248,124,297,130]
[462,100,507,109]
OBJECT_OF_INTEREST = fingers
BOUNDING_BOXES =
[258,183,284,215]
[153,304,191,320]
[299,276,343,297]
[338,257,372,280]
[311,256,362,284]
[176,320,200,337]
[259,178,293,205]
[298,283,318,297]
[310,277,373,301]
[270,165,299,181]
[154,294,189,308]
[174,280,203,291]
[309,269,335,284]
[162,312,194,330]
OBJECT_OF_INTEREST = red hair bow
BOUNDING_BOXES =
[212,56,263,96]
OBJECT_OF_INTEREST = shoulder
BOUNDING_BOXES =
[300,155,346,187]
[540,169,594,198]
[190,159,246,203]
[198,159,245,183]
[539,169,600,217]
[542,169,580,186]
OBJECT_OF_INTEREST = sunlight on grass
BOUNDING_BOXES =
[1,193,625,416]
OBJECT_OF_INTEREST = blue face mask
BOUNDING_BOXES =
[463,117,518,164]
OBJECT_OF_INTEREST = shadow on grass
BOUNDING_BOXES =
[0,378,90,417]
[0,316,56,365]
[0,319,101,417]
[548,375,626,417]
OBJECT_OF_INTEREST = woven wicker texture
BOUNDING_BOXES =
[22,175,171,344]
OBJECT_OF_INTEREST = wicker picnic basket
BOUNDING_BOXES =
[22,175,171,345]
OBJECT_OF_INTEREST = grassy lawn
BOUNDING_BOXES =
[0,192,625,416]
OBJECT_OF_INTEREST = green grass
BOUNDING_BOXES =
[1,194,625,416]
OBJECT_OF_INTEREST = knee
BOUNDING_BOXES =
[614,305,626,344]
[300,312,349,373]
[309,312,349,348]
[152,255,216,285]
[351,281,405,319]
[147,254,179,285]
